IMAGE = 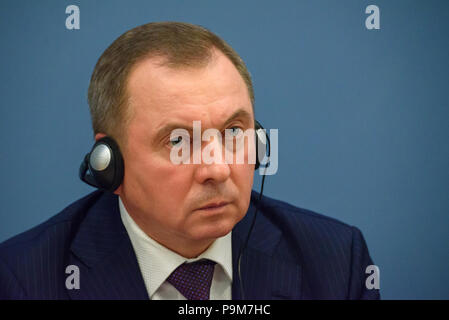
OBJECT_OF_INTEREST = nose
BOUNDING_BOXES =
[193,134,231,184]
[194,162,231,184]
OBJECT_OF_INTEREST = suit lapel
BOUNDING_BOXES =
[232,193,303,299]
[67,192,148,299]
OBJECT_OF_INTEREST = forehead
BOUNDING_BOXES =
[126,49,253,131]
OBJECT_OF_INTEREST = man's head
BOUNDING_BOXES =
[87,22,255,257]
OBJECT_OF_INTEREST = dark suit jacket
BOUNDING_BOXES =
[0,190,380,299]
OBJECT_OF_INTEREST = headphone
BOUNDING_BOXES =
[79,120,270,300]
[79,136,124,192]
[79,120,270,192]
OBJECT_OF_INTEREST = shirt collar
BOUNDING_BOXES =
[118,197,233,298]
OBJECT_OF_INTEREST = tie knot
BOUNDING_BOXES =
[167,259,217,300]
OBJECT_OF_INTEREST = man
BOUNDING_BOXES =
[0,22,379,300]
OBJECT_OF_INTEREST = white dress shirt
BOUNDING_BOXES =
[119,197,233,300]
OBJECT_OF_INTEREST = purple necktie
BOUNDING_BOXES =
[167,259,217,300]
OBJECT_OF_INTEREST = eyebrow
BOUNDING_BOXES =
[153,108,253,144]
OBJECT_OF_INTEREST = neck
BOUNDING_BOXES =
[152,235,214,259]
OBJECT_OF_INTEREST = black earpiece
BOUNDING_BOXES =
[79,136,124,192]
[254,120,270,170]
[79,121,270,190]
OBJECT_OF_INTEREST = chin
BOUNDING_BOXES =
[188,217,235,242]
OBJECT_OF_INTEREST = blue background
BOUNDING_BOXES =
[0,0,448,299]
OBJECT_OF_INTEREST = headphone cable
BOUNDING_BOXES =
[237,168,267,300]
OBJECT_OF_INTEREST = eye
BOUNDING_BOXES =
[228,126,243,137]
[169,136,183,146]
[168,129,190,149]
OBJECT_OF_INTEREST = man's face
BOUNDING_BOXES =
[117,49,255,254]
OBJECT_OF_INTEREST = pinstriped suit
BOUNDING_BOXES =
[0,190,380,299]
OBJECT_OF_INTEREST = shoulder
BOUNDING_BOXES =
[254,191,357,243]
[252,191,362,267]
[0,190,103,253]
[0,190,104,298]
[252,191,379,299]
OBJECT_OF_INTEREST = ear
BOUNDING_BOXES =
[113,185,123,196]
[95,132,107,141]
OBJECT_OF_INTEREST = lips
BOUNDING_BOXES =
[197,201,230,211]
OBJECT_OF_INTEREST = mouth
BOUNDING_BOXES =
[196,201,230,212]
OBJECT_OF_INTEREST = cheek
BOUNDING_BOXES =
[123,152,193,215]
[231,164,254,208]
[233,162,254,185]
